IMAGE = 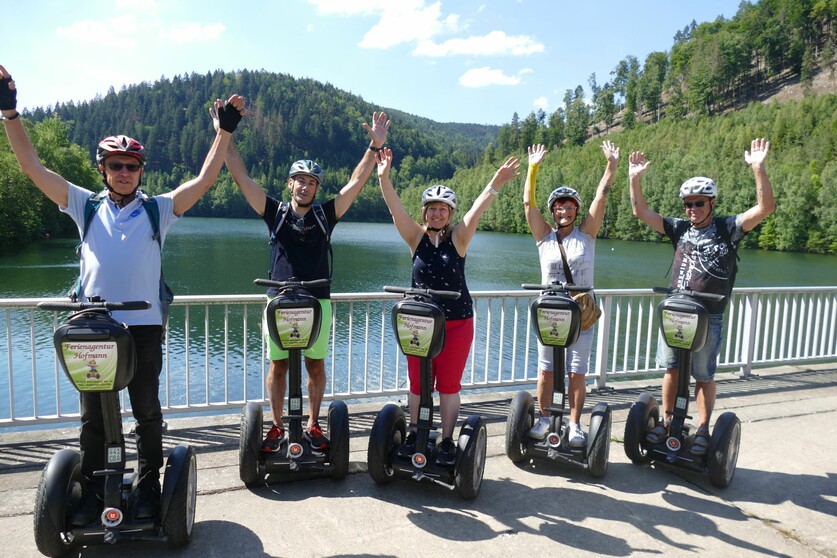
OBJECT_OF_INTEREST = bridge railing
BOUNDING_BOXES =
[2,286,835,426]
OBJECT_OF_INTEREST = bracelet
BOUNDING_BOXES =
[484,186,499,196]
[1,111,19,121]
[367,144,382,152]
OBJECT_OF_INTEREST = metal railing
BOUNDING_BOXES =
[2,286,836,427]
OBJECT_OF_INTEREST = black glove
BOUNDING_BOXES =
[217,102,242,133]
[0,77,17,111]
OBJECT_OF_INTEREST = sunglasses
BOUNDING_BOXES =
[106,162,142,172]
[683,200,708,208]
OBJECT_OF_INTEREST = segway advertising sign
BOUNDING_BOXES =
[274,308,315,349]
[536,308,572,347]
[60,341,118,391]
[660,310,698,349]
[396,314,435,357]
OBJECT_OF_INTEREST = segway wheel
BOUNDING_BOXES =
[367,403,405,484]
[707,412,741,488]
[455,416,487,500]
[33,449,81,558]
[505,390,535,463]
[327,400,351,479]
[162,445,197,548]
[587,403,612,478]
[624,393,658,464]
[239,402,265,487]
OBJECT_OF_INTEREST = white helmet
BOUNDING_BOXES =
[422,185,457,209]
[547,186,582,211]
[679,176,717,199]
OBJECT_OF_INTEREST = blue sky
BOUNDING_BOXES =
[6,0,743,125]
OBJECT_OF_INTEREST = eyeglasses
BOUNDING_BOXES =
[683,200,708,208]
[106,162,142,172]
[552,205,576,213]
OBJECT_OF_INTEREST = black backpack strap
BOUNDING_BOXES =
[270,201,290,244]
[141,197,162,249]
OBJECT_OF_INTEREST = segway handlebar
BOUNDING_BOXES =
[522,282,590,293]
[254,278,332,290]
[652,286,725,303]
[383,285,461,300]
[36,300,151,312]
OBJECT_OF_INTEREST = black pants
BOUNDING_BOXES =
[79,325,164,484]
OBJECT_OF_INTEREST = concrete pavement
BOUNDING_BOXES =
[1,363,835,557]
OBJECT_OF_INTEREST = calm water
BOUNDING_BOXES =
[1,218,835,423]
[1,218,835,298]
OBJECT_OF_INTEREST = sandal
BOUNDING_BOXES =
[646,423,668,444]
[690,427,711,455]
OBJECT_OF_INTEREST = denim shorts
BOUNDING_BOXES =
[537,325,594,375]
[655,313,724,382]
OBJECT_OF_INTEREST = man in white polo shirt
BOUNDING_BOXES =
[0,63,245,525]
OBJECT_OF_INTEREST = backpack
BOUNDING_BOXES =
[70,193,175,317]
[269,201,333,278]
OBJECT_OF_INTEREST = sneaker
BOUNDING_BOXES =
[398,431,417,457]
[528,416,550,440]
[436,437,457,466]
[134,477,161,520]
[568,423,587,448]
[646,422,668,444]
[304,422,329,450]
[261,424,287,453]
[70,482,101,526]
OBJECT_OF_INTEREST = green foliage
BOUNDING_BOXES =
[0,117,98,249]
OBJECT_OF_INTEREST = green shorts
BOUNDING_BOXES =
[264,298,332,361]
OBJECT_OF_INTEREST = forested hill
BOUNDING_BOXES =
[23,69,498,209]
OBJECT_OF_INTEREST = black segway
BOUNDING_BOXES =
[505,282,611,478]
[367,286,487,499]
[34,299,196,557]
[239,278,350,486]
[623,286,741,488]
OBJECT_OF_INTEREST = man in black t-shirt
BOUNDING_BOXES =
[627,138,775,455]
[218,109,390,452]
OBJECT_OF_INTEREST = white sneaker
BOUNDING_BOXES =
[528,416,550,439]
[568,423,587,447]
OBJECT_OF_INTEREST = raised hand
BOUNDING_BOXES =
[492,156,522,189]
[629,151,650,179]
[376,147,393,178]
[528,144,547,165]
[601,140,620,166]
[363,111,390,147]
[744,138,770,167]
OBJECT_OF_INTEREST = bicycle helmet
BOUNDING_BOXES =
[289,159,324,184]
[421,185,457,209]
[96,135,146,165]
[679,176,717,199]
[547,186,582,211]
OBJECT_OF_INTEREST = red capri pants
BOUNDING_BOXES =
[407,317,474,395]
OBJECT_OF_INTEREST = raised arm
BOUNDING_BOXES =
[171,95,245,215]
[453,156,521,254]
[210,103,266,216]
[334,111,390,219]
[523,144,552,241]
[628,151,665,234]
[579,140,620,237]
[1,66,69,207]
[739,138,775,232]
[377,148,424,251]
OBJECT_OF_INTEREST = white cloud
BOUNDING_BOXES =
[533,96,549,110]
[165,22,225,43]
[56,16,142,46]
[414,30,543,57]
[359,2,459,49]
[459,67,524,88]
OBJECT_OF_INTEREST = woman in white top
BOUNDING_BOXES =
[523,141,620,446]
